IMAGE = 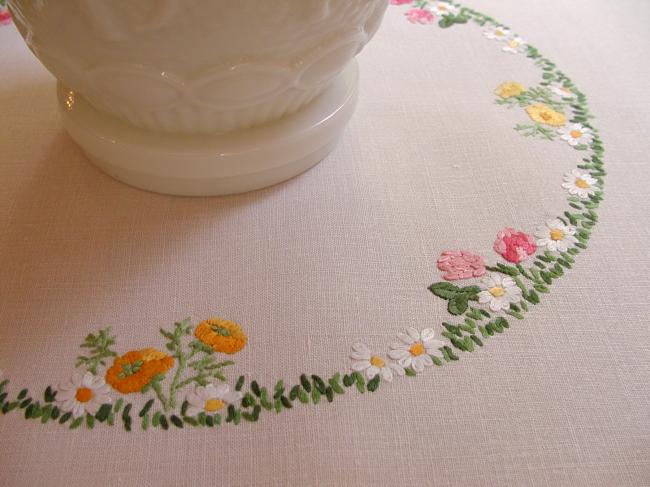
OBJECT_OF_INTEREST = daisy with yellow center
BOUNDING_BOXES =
[535,219,579,252]
[478,273,523,312]
[558,123,594,148]
[57,371,112,419]
[525,103,567,127]
[562,169,598,199]
[350,343,404,382]
[428,1,459,17]
[185,383,242,417]
[484,25,512,41]
[503,36,527,54]
[495,81,526,99]
[388,328,445,373]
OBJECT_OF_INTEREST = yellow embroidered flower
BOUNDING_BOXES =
[105,348,174,394]
[525,103,566,126]
[495,81,525,99]
[195,318,247,355]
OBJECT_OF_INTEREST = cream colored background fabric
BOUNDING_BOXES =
[1,1,649,486]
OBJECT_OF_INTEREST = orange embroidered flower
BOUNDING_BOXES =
[195,318,247,355]
[525,103,566,126]
[105,348,174,394]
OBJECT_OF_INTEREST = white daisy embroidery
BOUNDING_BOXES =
[388,328,445,373]
[350,343,404,382]
[548,82,577,99]
[562,169,598,199]
[427,1,460,17]
[484,25,512,41]
[502,36,527,54]
[478,273,522,312]
[57,372,112,418]
[557,123,593,147]
[535,219,579,252]
[185,383,242,417]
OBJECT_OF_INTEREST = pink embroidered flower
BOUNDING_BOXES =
[0,9,11,26]
[437,251,486,281]
[390,0,413,5]
[493,228,537,263]
[405,8,435,24]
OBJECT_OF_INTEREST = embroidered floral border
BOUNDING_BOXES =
[0,1,605,431]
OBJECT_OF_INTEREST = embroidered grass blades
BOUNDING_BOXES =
[0,1,605,431]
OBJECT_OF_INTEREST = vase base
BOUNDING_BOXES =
[57,62,359,196]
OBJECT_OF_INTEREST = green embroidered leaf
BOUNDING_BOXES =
[40,405,52,423]
[44,386,56,403]
[367,376,380,393]
[17,389,28,400]
[494,317,509,329]
[183,416,198,427]
[300,374,312,393]
[405,367,417,377]
[86,413,95,429]
[280,396,293,409]
[235,375,245,392]
[121,403,132,422]
[443,346,459,361]
[76,328,118,375]
[139,399,154,418]
[325,387,334,403]
[429,282,460,300]
[311,388,321,405]
[460,285,481,297]
[298,389,309,404]
[59,411,72,424]
[69,417,83,430]
[351,372,366,393]
[251,380,262,397]
[328,375,344,395]
[226,404,236,422]
[242,393,255,408]
[95,403,112,422]
[289,385,300,401]
[113,398,124,413]
[170,415,184,428]
[311,375,326,394]
[448,294,469,315]
[442,322,463,337]
[534,283,550,293]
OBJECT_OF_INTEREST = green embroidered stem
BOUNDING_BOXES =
[151,381,168,411]
[163,344,197,411]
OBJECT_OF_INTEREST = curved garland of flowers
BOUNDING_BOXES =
[0,1,605,431]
